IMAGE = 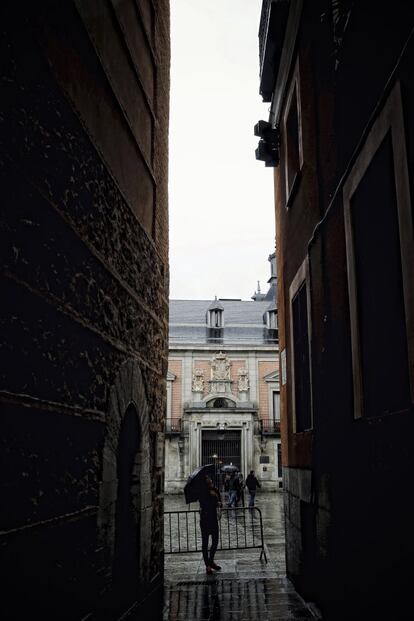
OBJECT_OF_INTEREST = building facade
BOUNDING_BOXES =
[165,255,282,494]
[0,2,169,619]
[257,1,414,619]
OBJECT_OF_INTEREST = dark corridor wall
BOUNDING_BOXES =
[0,1,170,618]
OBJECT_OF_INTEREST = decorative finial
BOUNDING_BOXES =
[257,280,261,293]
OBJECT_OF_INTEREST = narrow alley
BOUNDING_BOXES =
[162,494,321,620]
[2,1,414,619]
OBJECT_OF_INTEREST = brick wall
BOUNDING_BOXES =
[258,361,278,419]
[169,359,183,418]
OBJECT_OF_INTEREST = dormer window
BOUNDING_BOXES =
[210,309,223,328]
[206,298,224,343]
[264,304,278,343]
[266,309,277,329]
[207,297,224,328]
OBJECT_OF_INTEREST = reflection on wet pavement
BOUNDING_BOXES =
[163,493,321,620]
[165,577,313,620]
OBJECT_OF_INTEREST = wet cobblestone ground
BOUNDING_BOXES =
[163,493,322,620]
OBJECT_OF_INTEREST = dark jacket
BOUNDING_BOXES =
[245,474,261,492]
[199,485,222,524]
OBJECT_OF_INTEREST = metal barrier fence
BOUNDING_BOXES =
[164,507,267,562]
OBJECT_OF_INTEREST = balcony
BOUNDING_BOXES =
[165,418,182,435]
[261,419,281,435]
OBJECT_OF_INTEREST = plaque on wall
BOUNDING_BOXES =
[259,455,270,464]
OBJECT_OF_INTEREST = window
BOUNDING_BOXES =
[289,258,312,432]
[166,371,176,419]
[267,309,278,329]
[277,443,282,479]
[343,82,414,418]
[207,301,224,328]
[212,309,223,328]
[283,58,303,206]
[272,390,280,422]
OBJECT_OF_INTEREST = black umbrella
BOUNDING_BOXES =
[184,464,215,504]
[220,464,238,473]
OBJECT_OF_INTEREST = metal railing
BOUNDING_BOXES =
[165,418,182,434]
[261,419,281,434]
[164,507,267,562]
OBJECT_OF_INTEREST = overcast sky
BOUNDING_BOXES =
[169,0,275,301]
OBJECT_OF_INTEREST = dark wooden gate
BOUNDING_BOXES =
[201,430,241,470]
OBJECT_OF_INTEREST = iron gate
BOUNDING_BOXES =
[201,430,241,470]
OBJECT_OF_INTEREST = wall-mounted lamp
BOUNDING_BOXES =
[254,120,280,167]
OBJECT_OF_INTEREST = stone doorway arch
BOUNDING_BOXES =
[113,403,141,590]
[97,360,152,599]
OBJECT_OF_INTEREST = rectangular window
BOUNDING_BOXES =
[289,257,313,433]
[292,283,312,431]
[283,58,303,207]
[272,390,280,422]
[277,443,282,478]
[285,87,300,192]
[351,133,410,415]
[344,82,414,418]
[166,381,172,418]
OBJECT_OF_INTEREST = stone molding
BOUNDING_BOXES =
[191,367,204,393]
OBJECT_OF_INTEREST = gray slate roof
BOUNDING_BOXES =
[169,299,276,345]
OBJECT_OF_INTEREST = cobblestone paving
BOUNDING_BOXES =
[163,493,322,620]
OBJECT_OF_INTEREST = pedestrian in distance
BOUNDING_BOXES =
[245,470,261,509]
[237,472,245,506]
[227,472,238,508]
[235,471,242,506]
[199,475,222,575]
[223,473,230,505]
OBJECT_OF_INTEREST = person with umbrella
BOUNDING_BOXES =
[199,474,222,574]
[184,466,222,575]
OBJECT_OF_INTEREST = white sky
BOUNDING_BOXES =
[169,0,275,301]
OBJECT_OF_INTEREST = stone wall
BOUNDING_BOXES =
[0,1,170,618]
[168,359,183,419]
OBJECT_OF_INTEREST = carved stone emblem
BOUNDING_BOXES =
[192,368,204,393]
[238,367,249,392]
[211,352,231,381]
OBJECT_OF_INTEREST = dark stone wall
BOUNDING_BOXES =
[0,1,170,618]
